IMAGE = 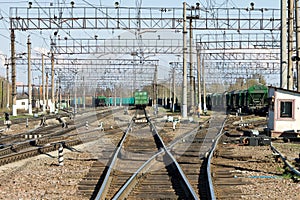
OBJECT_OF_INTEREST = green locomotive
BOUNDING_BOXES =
[134,91,149,109]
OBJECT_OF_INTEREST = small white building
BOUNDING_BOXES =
[16,99,28,110]
[16,99,53,111]
[268,86,300,137]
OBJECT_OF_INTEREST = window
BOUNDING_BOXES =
[280,101,293,118]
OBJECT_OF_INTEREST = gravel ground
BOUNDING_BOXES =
[213,143,300,200]
[0,109,118,200]
[6,111,294,200]
[272,142,300,162]
[213,127,300,200]
[0,144,94,200]
[0,119,41,136]
[231,145,300,200]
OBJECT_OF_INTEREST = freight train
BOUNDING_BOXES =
[69,84,268,116]
[207,84,268,115]
[94,91,150,108]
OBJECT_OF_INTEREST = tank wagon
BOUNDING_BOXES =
[93,91,149,108]
[106,97,135,106]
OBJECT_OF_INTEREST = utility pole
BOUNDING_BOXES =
[281,0,288,89]
[74,71,77,113]
[114,85,117,107]
[51,49,55,113]
[182,2,188,118]
[83,76,85,109]
[11,29,17,116]
[42,54,46,112]
[5,58,9,109]
[287,0,294,90]
[46,72,49,110]
[169,73,172,111]
[172,67,176,112]
[189,16,194,114]
[164,86,166,107]
[202,55,207,113]
[27,36,32,115]
[153,65,158,112]
[197,49,202,114]
[56,79,59,110]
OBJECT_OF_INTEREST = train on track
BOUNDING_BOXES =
[206,84,268,115]
[65,84,268,115]
[156,84,268,115]
[94,91,150,108]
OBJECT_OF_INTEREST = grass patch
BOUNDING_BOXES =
[276,166,285,172]
[281,167,300,181]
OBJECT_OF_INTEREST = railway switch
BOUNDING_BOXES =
[240,135,271,146]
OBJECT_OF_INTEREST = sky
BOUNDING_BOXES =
[0,0,281,86]
[0,0,281,56]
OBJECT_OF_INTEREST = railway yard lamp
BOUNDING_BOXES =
[292,56,300,61]
[250,2,255,10]
[292,55,300,91]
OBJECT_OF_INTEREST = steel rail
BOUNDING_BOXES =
[112,149,164,199]
[0,139,81,166]
[0,124,76,157]
[0,108,118,164]
[270,144,300,176]
[147,116,199,199]
[206,117,227,200]
[94,116,135,200]
[112,114,199,199]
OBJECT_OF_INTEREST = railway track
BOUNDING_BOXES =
[90,109,226,200]
[89,109,196,199]
[167,113,227,199]
[270,143,300,176]
[0,115,68,144]
[209,115,267,199]
[209,114,300,199]
[77,132,125,198]
[0,107,232,199]
[0,107,107,145]
[170,124,211,199]
[0,108,120,166]
[114,111,197,199]
[77,109,139,199]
